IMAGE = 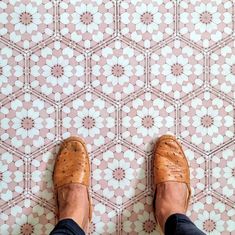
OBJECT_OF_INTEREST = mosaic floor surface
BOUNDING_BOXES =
[0,0,235,234]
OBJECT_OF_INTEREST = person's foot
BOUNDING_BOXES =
[58,184,90,232]
[53,136,92,233]
[153,135,191,232]
[154,182,189,230]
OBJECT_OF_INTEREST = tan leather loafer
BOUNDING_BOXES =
[153,135,191,232]
[53,136,92,222]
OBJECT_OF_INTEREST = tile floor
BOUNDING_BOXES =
[0,0,235,234]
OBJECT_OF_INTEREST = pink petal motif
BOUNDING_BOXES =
[150,39,204,100]
[179,0,233,48]
[120,0,174,49]
[0,0,54,49]
[210,40,235,99]
[91,39,145,101]
[59,0,115,49]
[30,41,86,102]
[180,91,234,152]
[0,92,57,154]
[187,195,235,234]
[0,199,55,234]
[0,42,24,100]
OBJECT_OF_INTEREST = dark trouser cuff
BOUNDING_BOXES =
[50,218,86,235]
[165,213,206,235]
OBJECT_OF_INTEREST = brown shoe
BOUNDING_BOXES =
[53,136,92,223]
[153,135,191,233]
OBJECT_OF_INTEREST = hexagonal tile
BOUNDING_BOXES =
[210,39,235,99]
[91,39,145,101]
[121,92,175,153]
[61,91,116,153]
[0,41,24,100]
[59,0,115,49]
[179,0,233,48]
[92,143,146,205]
[0,198,55,234]
[30,145,59,207]
[30,40,86,102]
[120,0,174,48]
[211,145,235,202]
[187,195,235,234]
[121,195,161,234]
[0,147,24,207]
[180,90,234,152]
[0,92,57,154]
[0,0,54,49]
[150,39,204,100]
[89,197,117,234]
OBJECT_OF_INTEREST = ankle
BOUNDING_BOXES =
[156,208,186,231]
[59,206,89,232]
[58,184,89,232]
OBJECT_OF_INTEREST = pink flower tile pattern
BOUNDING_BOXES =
[121,92,175,153]
[211,144,235,202]
[178,0,234,49]
[187,195,235,234]
[150,39,204,100]
[90,39,145,101]
[210,39,235,99]
[121,195,160,234]
[184,145,207,198]
[59,0,115,50]
[0,198,55,234]
[0,147,24,207]
[0,92,57,154]
[61,91,116,153]
[0,41,24,100]
[0,0,234,234]
[88,197,117,235]
[180,90,234,152]
[92,143,146,205]
[0,0,54,49]
[120,0,175,49]
[30,40,86,102]
[30,145,59,207]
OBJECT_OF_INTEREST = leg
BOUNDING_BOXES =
[153,135,205,235]
[52,137,92,235]
[50,218,85,235]
[165,213,206,235]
